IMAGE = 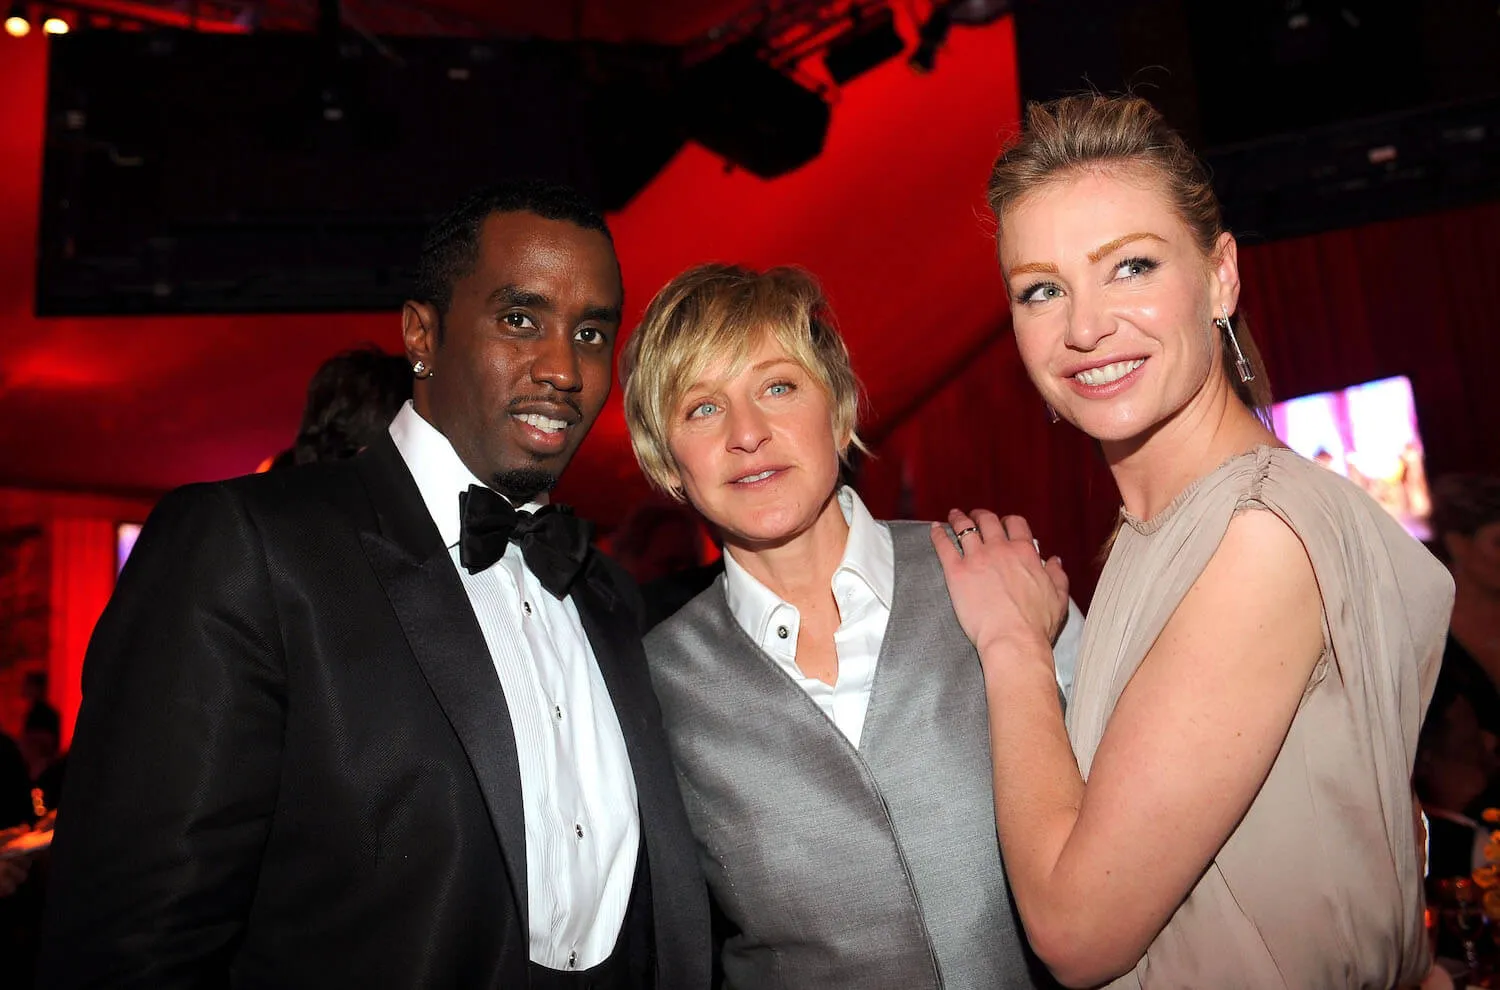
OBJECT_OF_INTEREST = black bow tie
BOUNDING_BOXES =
[457,485,594,599]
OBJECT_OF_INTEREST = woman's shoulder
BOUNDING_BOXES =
[1252,447,1454,641]
[1187,444,1419,543]
[1253,447,1426,548]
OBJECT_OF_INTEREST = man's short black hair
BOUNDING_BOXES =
[413,178,614,317]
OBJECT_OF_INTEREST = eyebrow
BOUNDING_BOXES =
[1008,231,1168,279]
[581,303,622,324]
[486,285,621,324]
[748,357,798,373]
[487,285,549,310]
[682,356,798,396]
[1087,232,1166,263]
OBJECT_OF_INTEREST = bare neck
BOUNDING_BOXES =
[1104,374,1279,522]
[723,490,850,609]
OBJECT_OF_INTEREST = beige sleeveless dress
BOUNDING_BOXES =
[1066,446,1452,989]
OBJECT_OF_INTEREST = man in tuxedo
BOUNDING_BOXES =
[39,181,710,989]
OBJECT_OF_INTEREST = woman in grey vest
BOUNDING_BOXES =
[619,263,1079,989]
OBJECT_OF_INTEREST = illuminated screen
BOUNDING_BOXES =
[1271,375,1431,540]
[116,522,141,575]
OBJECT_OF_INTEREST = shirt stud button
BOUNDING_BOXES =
[553,705,563,721]
[776,625,789,639]
[575,823,584,839]
[522,601,532,615]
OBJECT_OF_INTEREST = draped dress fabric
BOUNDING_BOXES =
[1066,447,1452,989]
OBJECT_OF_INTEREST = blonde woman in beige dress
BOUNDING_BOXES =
[930,94,1454,989]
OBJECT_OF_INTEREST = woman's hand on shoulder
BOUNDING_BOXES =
[930,509,1069,666]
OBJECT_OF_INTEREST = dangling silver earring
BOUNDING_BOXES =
[1044,402,1061,424]
[1214,304,1254,384]
[412,360,433,379]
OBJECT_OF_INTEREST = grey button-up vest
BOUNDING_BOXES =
[644,522,1040,989]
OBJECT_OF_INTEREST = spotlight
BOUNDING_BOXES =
[685,41,831,178]
[5,3,29,36]
[824,7,906,86]
[908,5,952,73]
[42,13,66,34]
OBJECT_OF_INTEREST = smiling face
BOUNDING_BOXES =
[402,211,622,501]
[998,167,1240,447]
[665,333,844,551]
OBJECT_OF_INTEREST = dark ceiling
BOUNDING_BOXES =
[0,8,1025,526]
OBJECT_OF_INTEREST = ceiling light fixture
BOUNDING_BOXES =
[5,2,30,37]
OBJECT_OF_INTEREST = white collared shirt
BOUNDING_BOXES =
[388,401,638,972]
[722,487,893,748]
[722,486,1088,744]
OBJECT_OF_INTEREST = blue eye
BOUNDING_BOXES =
[767,381,795,397]
[1018,282,1063,305]
[1113,257,1159,280]
[688,401,719,420]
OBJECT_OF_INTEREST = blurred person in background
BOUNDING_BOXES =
[1417,475,1500,838]
[19,672,63,814]
[1414,690,1497,880]
[610,501,722,629]
[266,344,413,469]
[611,501,708,587]
[2,708,45,990]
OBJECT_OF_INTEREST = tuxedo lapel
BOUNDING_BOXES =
[354,435,530,927]
[571,566,653,753]
[573,558,707,980]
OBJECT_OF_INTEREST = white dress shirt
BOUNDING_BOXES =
[1054,597,1086,705]
[723,486,1088,742]
[389,401,638,971]
[723,487,893,748]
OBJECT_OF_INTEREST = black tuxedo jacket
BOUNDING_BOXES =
[39,435,710,988]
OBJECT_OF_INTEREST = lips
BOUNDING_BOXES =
[512,412,569,434]
[1071,358,1145,386]
[508,399,580,428]
[1061,356,1148,398]
[729,466,786,486]
[508,404,579,454]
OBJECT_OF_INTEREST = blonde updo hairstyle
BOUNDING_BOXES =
[986,94,1273,415]
[621,263,868,499]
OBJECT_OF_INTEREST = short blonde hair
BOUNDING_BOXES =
[621,263,867,497]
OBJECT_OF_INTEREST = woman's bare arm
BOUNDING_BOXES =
[934,507,1325,986]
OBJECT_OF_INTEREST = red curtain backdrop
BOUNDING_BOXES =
[858,199,1500,605]
[0,489,154,747]
[1240,201,1500,481]
[48,518,115,748]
